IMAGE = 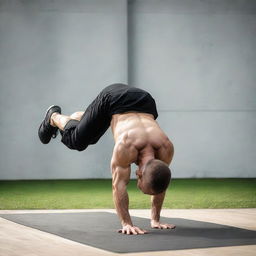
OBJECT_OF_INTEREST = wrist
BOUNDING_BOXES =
[151,214,160,222]
[122,221,133,227]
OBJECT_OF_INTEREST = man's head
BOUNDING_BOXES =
[136,159,171,195]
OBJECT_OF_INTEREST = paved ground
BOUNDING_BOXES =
[0,209,255,256]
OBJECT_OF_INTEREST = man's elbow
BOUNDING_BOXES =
[112,178,127,194]
[112,181,125,192]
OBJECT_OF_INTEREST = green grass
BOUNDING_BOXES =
[0,179,255,210]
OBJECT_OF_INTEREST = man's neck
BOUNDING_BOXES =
[139,155,155,170]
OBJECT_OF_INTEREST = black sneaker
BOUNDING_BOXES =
[38,105,62,144]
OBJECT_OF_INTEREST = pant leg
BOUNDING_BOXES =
[60,92,111,151]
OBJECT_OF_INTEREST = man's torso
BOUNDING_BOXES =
[110,112,173,168]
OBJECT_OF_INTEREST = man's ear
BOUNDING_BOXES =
[136,169,142,178]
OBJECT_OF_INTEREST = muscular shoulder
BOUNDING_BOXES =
[156,138,174,165]
[111,140,138,169]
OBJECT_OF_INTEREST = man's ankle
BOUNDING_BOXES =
[50,113,58,127]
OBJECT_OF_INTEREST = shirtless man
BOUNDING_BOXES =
[38,83,175,235]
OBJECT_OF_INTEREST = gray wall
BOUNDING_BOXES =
[0,0,127,179]
[128,0,256,178]
[0,0,255,179]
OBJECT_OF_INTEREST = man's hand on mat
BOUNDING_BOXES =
[118,224,148,235]
[151,220,176,229]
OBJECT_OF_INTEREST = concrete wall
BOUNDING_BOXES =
[0,0,127,179]
[128,0,256,178]
[0,0,255,179]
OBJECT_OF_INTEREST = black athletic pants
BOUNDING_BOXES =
[60,83,158,151]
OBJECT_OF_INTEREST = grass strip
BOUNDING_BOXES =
[0,179,255,209]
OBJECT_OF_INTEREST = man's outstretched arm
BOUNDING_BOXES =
[151,139,175,229]
[151,192,176,229]
[112,164,147,235]
[111,142,147,235]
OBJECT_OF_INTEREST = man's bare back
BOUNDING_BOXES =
[111,112,173,168]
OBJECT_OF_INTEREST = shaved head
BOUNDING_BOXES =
[138,159,171,195]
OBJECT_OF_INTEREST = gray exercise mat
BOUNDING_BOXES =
[1,212,256,253]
